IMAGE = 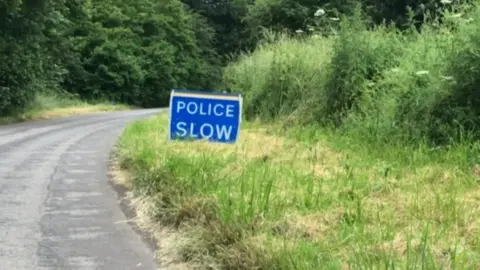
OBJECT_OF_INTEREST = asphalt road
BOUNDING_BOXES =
[0,109,162,270]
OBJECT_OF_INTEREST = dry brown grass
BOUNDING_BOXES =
[1,103,130,125]
[34,107,110,119]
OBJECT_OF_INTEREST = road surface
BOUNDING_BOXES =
[0,109,162,270]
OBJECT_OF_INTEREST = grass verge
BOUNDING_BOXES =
[0,93,131,125]
[117,112,480,269]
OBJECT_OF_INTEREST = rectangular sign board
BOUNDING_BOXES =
[168,89,242,144]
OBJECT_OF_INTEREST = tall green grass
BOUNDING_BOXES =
[223,3,480,146]
[118,114,480,269]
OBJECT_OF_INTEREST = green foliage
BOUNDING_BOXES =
[245,0,358,36]
[61,0,221,107]
[0,0,47,115]
[225,2,480,146]
[323,10,404,125]
[2,0,476,116]
[0,0,223,115]
[182,0,256,59]
[428,5,480,143]
[363,0,473,28]
[223,31,333,122]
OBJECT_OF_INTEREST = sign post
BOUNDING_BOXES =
[168,89,242,144]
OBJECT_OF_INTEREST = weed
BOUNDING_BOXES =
[118,114,480,269]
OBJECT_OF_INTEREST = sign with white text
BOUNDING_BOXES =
[168,89,242,144]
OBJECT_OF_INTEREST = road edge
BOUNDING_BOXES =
[107,147,159,255]
[107,146,192,270]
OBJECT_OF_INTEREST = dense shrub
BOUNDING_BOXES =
[223,32,333,122]
[0,1,46,114]
[62,0,221,107]
[323,12,404,125]
[0,0,223,115]
[224,2,480,145]
[429,5,480,143]
[245,0,358,39]
[1,0,478,118]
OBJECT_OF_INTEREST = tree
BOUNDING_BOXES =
[62,0,221,107]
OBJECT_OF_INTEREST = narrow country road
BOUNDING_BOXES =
[0,109,162,270]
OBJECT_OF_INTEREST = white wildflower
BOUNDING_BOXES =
[441,75,454,81]
[308,27,315,31]
[440,0,452,4]
[415,70,429,76]
[314,8,325,17]
[329,17,340,21]
[295,29,304,34]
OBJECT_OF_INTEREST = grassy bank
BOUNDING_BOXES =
[0,92,130,124]
[118,113,480,269]
[117,3,480,269]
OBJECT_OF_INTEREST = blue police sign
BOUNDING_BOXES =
[168,89,242,144]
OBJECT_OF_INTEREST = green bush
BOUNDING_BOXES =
[323,12,404,126]
[223,31,333,123]
[245,0,358,35]
[350,4,480,144]
[429,6,480,143]
[0,1,45,115]
[224,2,480,146]
[62,0,221,108]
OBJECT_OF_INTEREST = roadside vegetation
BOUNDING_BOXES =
[119,113,480,268]
[4,0,480,268]
[0,0,222,119]
[0,91,129,124]
[117,1,480,269]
